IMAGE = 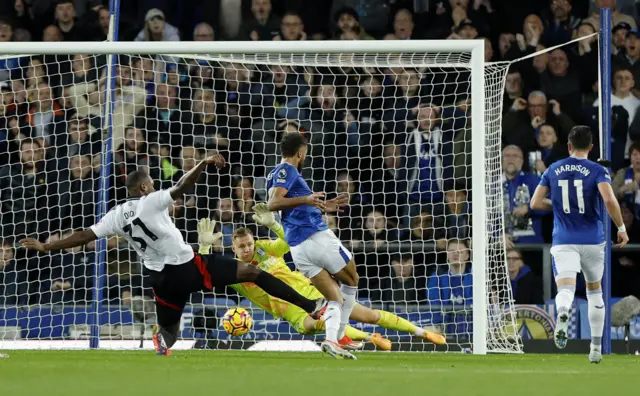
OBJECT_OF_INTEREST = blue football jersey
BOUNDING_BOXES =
[266,162,327,246]
[540,157,611,245]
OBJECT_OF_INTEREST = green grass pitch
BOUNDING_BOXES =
[1,351,639,396]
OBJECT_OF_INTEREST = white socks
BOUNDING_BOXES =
[555,285,576,317]
[587,288,605,350]
[337,284,358,340]
[324,301,342,343]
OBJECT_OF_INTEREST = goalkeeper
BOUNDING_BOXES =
[197,204,446,350]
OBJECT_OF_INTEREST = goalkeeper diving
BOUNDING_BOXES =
[197,204,446,350]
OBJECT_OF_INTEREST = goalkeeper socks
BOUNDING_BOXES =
[555,285,576,317]
[324,301,342,343]
[344,325,369,341]
[254,271,315,313]
[586,288,605,350]
[374,310,419,335]
[337,284,358,339]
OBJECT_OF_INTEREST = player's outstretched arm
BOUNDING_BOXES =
[267,187,326,212]
[20,229,97,253]
[598,182,629,247]
[530,185,552,211]
[169,153,226,200]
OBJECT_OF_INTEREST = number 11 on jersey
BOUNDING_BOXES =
[558,179,585,214]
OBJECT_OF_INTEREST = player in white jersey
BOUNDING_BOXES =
[20,154,327,356]
[531,125,629,363]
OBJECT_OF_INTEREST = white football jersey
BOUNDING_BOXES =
[90,189,194,271]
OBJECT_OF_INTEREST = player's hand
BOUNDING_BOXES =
[304,192,326,211]
[616,230,629,248]
[252,203,276,228]
[203,154,226,169]
[513,205,529,217]
[20,238,46,252]
[197,218,223,246]
[324,193,349,213]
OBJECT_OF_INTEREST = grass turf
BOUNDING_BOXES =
[1,351,639,396]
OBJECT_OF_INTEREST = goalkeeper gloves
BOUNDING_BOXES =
[252,203,282,232]
[197,218,223,254]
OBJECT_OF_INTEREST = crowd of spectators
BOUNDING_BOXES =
[1,0,640,332]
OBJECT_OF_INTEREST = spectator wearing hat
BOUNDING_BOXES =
[613,22,632,55]
[541,0,581,47]
[332,7,373,40]
[613,28,640,96]
[454,20,479,40]
[134,8,180,42]
[243,0,281,41]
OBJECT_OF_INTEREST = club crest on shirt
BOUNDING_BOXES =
[277,168,287,183]
[256,247,266,257]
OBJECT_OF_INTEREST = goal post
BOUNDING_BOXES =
[0,39,520,354]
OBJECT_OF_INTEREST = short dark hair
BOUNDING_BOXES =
[20,138,41,149]
[629,142,640,158]
[568,125,593,150]
[280,132,307,157]
[125,170,149,191]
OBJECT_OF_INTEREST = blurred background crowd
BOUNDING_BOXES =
[0,0,639,323]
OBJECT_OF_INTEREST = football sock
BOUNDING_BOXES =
[337,284,358,339]
[344,326,369,341]
[324,301,342,343]
[587,288,605,350]
[254,271,315,313]
[159,324,179,348]
[555,285,576,317]
[375,309,420,335]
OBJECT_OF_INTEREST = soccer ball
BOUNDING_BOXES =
[222,307,252,336]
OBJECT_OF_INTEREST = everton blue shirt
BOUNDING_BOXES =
[540,156,611,245]
[266,162,328,246]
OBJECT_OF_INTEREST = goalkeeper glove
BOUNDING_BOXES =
[252,203,281,232]
[197,218,222,254]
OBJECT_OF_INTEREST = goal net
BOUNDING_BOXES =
[0,41,520,353]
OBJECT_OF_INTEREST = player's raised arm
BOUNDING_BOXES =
[530,185,552,211]
[169,153,226,200]
[597,182,629,247]
[20,229,97,253]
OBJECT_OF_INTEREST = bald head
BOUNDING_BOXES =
[193,22,214,41]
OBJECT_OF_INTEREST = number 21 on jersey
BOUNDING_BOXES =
[558,179,585,214]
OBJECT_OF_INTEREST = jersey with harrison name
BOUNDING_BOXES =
[90,190,194,271]
[266,162,327,246]
[540,157,611,245]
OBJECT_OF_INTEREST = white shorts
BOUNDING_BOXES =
[290,229,353,279]
[550,243,605,283]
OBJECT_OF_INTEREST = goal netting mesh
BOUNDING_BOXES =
[0,49,520,353]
